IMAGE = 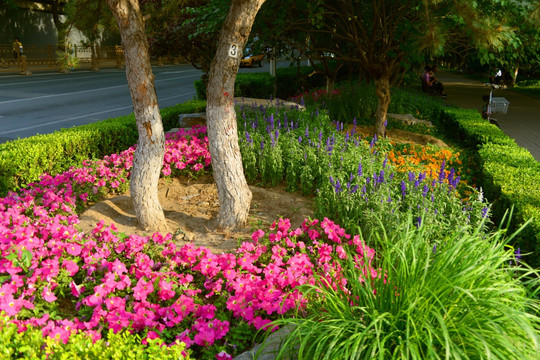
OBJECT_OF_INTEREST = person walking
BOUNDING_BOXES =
[12,37,23,60]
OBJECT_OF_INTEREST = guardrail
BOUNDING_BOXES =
[0,44,126,73]
[0,44,187,74]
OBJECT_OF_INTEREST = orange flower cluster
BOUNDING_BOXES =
[386,143,462,181]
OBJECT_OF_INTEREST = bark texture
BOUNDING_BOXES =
[374,75,391,139]
[206,0,265,229]
[107,0,167,232]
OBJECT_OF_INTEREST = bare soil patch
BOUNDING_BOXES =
[349,125,449,148]
[79,175,314,254]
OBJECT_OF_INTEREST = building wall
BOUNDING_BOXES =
[0,3,58,45]
[0,2,120,47]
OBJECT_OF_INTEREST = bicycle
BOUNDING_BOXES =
[482,83,509,128]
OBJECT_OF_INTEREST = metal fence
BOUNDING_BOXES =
[0,43,125,73]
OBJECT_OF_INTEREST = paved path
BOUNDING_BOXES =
[436,71,540,162]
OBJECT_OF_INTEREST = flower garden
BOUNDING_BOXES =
[1,86,540,359]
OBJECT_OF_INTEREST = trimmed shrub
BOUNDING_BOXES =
[440,107,540,267]
[0,100,206,196]
[195,73,276,100]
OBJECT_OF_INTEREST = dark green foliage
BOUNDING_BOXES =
[194,64,347,101]
[195,73,276,100]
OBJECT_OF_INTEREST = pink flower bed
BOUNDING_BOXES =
[0,126,376,358]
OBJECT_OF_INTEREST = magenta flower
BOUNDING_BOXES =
[216,351,233,360]
[42,286,57,303]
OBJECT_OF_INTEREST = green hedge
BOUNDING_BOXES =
[195,65,335,101]
[0,100,206,196]
[0,314,188,359]
[437,106,540,266]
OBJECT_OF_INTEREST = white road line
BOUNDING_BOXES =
[0,74,201,105]
[0,69,200,87]
[0,91,196,135]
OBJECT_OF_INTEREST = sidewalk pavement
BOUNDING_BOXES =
[436,71,540,163]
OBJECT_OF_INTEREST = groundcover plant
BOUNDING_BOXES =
[0,126,378,359]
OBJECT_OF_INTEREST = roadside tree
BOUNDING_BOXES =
[107,0,168,232]
[206,0,266,229]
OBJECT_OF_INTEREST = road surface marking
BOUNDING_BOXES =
[0,91,196,135]
[0,74,201,105]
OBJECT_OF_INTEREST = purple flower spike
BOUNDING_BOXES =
[358,162,363,177]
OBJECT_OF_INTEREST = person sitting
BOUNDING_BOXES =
[426,65,447,98]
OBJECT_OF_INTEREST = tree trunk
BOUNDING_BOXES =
[107,0,168,233]
[206,0,265,230]
[513,64,519,85]
[374,75,391,138]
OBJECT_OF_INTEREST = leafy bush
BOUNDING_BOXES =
[266,218,540,359]
[513,79,540,98]
[195,73,276,100]
[0,315,189,359]
[297,82,445,126]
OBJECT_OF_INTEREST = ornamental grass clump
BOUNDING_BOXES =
[267,217,540,360]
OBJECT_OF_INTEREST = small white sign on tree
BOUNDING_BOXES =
[228,44,240,58]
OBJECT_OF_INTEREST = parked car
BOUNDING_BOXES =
[240,51,264,68]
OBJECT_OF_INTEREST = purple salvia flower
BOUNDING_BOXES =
[481,207,488,218]
[334,179,342,194]
[408,171,415,182]
[305,126,309,138]
[448,168,455,184]
[370,135,377,149]
[400,181,407,198]
[350,185,359,194]
[378,170,385,183]
[438,160,447,182]
[422,184,429,197]
[358,162,363,177]
[298,136,303,143]
[382,157,388,168]
[319,131,323,141]
[416,216,422,228]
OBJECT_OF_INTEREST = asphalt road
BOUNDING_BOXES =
[0,61,288,143]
